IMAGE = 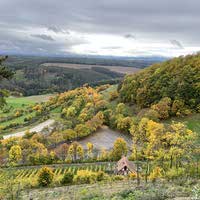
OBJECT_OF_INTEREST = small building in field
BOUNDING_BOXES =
[116,156,137,175]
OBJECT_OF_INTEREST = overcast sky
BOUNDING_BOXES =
[0,0,200,57]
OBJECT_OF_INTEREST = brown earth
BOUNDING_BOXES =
[41,63,140,74]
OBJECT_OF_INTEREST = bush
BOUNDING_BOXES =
[128,172,137,180]
[61,171,74,185]
[37,167,54,186]
[73,170,97,184]
[119,189,136,199]
[109,91,119,101]
[149,167,162,183]
[96,171,106,181]
[165,167,185,181]
[112,175,124,181]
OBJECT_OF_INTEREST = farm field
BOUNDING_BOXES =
[0,162,115,189]
[6,94,53,106]
[0,94,54,135]
[0,162,115,180]
[79,126,132,150]
[41,63,140,74]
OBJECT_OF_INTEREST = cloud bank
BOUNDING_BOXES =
[0,0,200,57]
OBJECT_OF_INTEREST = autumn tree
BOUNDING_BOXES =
[116,116,132,133]
[149,166,162,184]
[164,122,195,169]
[77,144,84,160]
[151,97,171,120]
[68,142,80,162]
[9,145,22,164]
[87,142,94,158]
[111,138,128,160]
[98,148,110,161]
[38,167,54,186]
[75,124,91,138]
[0,56,14,108]
[130,118,149,185]
[55,143,68,161]
[116,103,128,115]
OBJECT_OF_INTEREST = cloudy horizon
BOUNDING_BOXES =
[0,0,200,57]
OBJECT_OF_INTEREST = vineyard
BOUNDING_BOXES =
[0,162,116,181]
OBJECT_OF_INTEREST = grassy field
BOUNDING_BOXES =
[0,94,54,134]
[6,94,53,106]
[20,180,199,200]
[165,113,200,136]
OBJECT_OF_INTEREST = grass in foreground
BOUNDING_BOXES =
[20,180,200,200]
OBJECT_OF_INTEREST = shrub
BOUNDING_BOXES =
[128,172,137,180]
[112,175,124,181]
[165,167,185,181]
[149,167,162,183]
[73,170,97,184]
[61,171,74,185]
[24,116,32,122]
[37,167,54,186]
[109,91,119,101]
[119,189,136,199]
[96,171,106,181]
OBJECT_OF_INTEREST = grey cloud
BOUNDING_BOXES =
[124,34,136,39]
[48,26,69,34]
[31,34,55,41]
[170,40,184,49]
[102,46,122,50]
[0,0,200,55]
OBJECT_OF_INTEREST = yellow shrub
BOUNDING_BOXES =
[129,172,137,180]
[73,170,97,184]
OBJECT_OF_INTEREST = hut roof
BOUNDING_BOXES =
[117,156,136,172]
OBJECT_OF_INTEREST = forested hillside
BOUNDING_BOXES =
[0,55,159,96]
[1,64,122,96]
[119,54,200,118]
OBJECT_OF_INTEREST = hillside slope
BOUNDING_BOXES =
[119,54,200,111]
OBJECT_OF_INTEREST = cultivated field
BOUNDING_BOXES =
[6,94,53,106]
[0,94,54,135]
[79,126,132,150]
[0,162,115,180]
[41,63,140,74]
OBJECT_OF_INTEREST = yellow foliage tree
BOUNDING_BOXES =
[9,145,22,164]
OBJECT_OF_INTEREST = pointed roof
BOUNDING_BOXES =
[117,156,136,172]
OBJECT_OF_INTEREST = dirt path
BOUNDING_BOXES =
[3,119,55,139]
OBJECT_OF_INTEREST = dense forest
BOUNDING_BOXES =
[119,54,200,119]
[1,65,123,96]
